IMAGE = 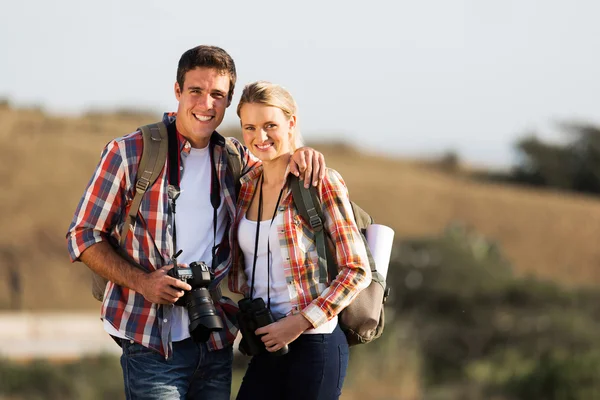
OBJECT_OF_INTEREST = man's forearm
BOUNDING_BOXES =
[80,241,146,292]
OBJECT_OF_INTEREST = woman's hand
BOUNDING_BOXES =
[255,313,313,352]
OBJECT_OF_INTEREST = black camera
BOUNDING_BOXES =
[168,261,224,342]
[237,297,289,357]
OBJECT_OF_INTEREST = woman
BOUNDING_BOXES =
[229,81,372,400]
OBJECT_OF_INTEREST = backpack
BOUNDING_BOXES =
[91,121,242,301]
[289,175,389,346]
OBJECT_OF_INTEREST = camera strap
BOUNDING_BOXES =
[209,144,221,271]
[167,123,181,260]
[249,174,284,310]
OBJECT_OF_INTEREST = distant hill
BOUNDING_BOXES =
[1,105,599,310]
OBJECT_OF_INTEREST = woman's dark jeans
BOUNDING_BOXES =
[236,324,349,400]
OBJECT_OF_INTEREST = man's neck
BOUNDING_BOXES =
[175,121,210,149]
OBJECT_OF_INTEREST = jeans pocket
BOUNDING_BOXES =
[337,344,349,391]
[121,339,156,357]
[301,333,326,344]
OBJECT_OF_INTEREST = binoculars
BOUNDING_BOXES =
[237,297,289,357]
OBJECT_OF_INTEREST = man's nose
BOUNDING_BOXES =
[197,94,213,109]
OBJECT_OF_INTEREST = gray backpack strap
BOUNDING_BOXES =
[289,175,330,283]
[120,122,169,246]
[290,175,387,347]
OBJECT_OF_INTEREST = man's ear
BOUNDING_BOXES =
[174,82,182,101]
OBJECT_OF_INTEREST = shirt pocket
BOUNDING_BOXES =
[293,214,316,254]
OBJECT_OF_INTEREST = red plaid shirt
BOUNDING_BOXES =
[67,113,259,358]
[228,166,372,328]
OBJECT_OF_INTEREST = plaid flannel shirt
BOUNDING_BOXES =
[66,113,258,358]
[228,166,372,328]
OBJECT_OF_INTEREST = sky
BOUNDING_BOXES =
[2,0,600,167]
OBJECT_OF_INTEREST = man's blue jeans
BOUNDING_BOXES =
[119,337,233,400]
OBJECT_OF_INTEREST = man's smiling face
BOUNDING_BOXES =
[174,67,231,148]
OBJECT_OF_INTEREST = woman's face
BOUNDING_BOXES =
[239,103,296,162]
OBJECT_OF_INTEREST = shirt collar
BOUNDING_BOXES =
[240,164,263,185]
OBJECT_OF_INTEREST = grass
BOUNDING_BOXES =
[1,105,600,311]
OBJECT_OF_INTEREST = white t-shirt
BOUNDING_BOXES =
[105,145,227,341]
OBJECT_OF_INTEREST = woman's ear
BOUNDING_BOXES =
[288,115,297,144]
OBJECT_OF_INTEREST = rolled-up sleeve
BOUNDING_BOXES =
[66,139,128,262]
[301,169,372,328]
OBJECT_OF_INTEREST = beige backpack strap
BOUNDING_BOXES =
[119,122,169,247]
[224,137,243,189]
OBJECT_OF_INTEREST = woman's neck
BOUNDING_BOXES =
[261,153,291,188]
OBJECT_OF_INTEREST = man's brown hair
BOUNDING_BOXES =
[177,45,237,103]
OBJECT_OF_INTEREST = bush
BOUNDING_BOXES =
[383,225,600,398]
[504,350,600,400]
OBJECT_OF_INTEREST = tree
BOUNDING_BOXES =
[512,122,600,194]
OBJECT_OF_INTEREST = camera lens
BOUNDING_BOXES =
[185,287,224,342]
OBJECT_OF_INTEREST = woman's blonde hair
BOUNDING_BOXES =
[237,81,304,150]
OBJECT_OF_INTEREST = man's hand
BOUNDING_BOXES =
[80,242,192,305]
[255,313,312,352]
[136,265,191,305]
[288,147,326,188]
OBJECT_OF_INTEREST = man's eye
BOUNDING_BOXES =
[212,93,224,99]
[244,127,255,131]
[266,124,277,129]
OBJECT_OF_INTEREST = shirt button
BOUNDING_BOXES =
[163,319,168,323]
[180,166,183,171]
[130,340,134,344]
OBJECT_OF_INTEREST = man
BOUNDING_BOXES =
[66,45,325,400]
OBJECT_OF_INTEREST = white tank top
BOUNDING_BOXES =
[238,212,337,334]
[238,213,291,320]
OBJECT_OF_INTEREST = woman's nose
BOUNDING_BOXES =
[259,128,268,141]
